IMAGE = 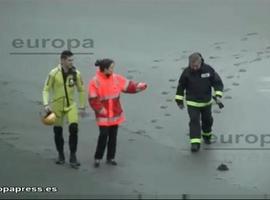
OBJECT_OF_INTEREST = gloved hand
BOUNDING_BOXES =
[215,95,222,104]
[214,95,224,109]
[175,99,184,110]
[137,82,147,91]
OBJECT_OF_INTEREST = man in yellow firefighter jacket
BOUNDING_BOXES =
[42,50,86,167]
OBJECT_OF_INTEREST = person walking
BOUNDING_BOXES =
[42,50,86,168]
[88,58,147,167]
[175,52,224,152]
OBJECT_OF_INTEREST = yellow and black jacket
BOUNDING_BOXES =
[43,64,86,111]
[175,64,223,107]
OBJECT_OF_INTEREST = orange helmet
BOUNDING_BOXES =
[41,112,56,125]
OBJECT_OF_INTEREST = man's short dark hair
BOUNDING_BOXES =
[61,50,73,59]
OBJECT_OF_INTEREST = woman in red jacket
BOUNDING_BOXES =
[88,59,147,168]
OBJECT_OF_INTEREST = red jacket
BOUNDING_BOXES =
[88,70,146,126]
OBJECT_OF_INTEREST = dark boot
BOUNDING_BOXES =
[191,143,200,153]
[55,152,65,165]
[106,159,117,166]
[202,135,211,145]
[94,159,100,168]
[70,153,80,168]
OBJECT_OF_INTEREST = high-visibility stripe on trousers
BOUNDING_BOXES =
[187,104,213,142]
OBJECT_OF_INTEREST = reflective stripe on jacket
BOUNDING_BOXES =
[88,69,139,126]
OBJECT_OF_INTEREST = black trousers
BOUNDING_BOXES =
[187,105,213,142]
[94,125,118,160]
[53,123,78,155]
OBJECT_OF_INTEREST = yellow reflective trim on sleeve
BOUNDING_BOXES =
[186,100,212,107]
[202,132,212,136]
[175,95,184,100]
[190,138,201,144]
[215,91,223,97]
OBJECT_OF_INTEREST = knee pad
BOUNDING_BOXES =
[53,126,63,135]
[69,123,78,134]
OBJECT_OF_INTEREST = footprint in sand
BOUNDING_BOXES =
[128,138,136,142]
[153,59,163,63]
[0,131,19,136]
[234,61,248,66]
[164,113,171,117]
[213,42,225,46]
[224,95,233,100]
[171,86,177,89]
[246,32,258,36]
[174,58,181,62]
[209,56,220,60]
[239,69,247,73]
[232,82,240,86]
[215,46,222,50]
[161,91,169,95]
[169,79,177,82]
[257,51,264,56]
[223,88,231,93]
[155,126,164,130]
[232,54,242,59]
[226,75,234,79]
[166,99,173,102]
[160,105,168,109]
[215,177,224,180]
[241,37,248,41]
[128,70,138,73]
[133,130,146,135]
[266,46,270,50]
[213,109,221,114]
[0,81,9,86]
[250,57,262,63]
[151,119,158,123]
[152,66,159,69]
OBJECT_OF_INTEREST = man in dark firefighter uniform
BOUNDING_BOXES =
[175,52,224,152]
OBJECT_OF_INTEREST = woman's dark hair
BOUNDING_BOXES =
[95,58,114,72]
